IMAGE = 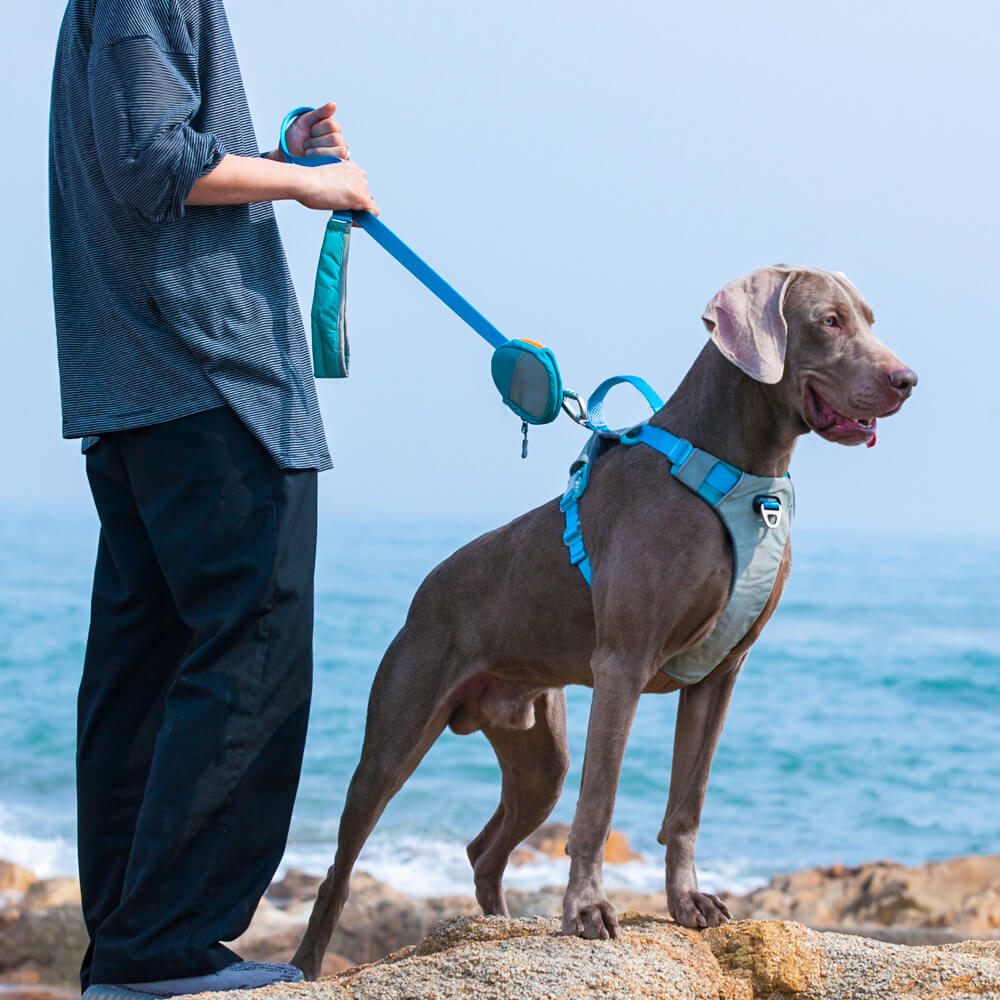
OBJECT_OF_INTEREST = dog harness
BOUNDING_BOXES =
[560,378,794,685]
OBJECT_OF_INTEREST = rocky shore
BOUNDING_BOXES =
[4,826,1000,998]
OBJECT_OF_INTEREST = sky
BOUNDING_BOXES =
[2,0,998,537]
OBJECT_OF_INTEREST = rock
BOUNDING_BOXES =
[0,901,88,989]
[520,821,572,860]
[706,921,821,996]
[722,855,1000,937]
[604,830,643,864]
[501,885,667,921]
[515,822,642,865]
[201,916,1000,1000]
[326,874,480,964]
[954,880,1000,936]
[21,878,81,910]
[0,861,38,895]
[267,869,324,904]
[0,988,78,1000]
[251,872,481,967]
[314,915,730,1000]
[228,895,353,977]
[505,886,563,918]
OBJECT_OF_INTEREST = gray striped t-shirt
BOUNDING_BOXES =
[49,0,332,471]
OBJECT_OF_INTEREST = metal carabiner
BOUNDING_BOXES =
[561,390,589,426]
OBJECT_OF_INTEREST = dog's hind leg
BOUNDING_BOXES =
[466,688,570,916]
[291,632,452,978]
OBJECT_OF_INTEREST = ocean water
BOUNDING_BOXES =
[1,503,998,899]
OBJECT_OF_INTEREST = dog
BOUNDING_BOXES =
[291,265,917,977]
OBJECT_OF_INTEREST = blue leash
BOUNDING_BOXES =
[280,108,506,350]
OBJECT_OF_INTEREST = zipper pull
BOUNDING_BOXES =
[521,421,529,459]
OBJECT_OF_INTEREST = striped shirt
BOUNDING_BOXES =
[49,0,332,471]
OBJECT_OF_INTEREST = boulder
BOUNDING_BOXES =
[201,916,1000,1000]
[0,899,88,989]
[514,822,643,865]
[21,878,81,910]
[266,869,324,905]
[722,855,1000,937]
[0,861,38,895]
[261,871,480,966]
[229,895,352,978]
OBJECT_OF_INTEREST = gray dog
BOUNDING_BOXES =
[292,265,917,978]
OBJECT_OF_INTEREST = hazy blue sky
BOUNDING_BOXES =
[3,0,998,536]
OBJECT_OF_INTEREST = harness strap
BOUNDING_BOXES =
[560,484,593,584]
[560,379,747,589]
[558,377,666,585]
[620,424,693,469]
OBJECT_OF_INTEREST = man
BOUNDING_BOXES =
[49,0,377,996]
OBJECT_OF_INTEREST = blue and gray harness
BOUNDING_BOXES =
[560,378,794,685]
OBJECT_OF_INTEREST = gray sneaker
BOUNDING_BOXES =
[83,961,304,999]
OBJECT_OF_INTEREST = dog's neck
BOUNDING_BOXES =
[650,343,803,479]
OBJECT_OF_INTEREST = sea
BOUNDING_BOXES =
[1,503,998,900]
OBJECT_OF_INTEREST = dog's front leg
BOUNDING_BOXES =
[562,652,646,939]
[657,657,742,928]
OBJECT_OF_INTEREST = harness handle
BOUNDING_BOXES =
[584,376,665,434]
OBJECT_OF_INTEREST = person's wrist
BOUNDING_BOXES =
[287,164,315,204]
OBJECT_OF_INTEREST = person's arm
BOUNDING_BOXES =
[185,153,378,213]
[88,35,377,221]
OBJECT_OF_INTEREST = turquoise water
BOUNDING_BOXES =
[1,503,998,897]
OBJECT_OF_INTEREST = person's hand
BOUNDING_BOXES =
[283,102,350,160]
[295,160,379,215]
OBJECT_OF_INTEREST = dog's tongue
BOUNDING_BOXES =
[866,418,878,448]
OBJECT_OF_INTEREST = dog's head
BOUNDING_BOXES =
[702,266,917,446]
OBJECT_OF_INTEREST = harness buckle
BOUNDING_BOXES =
[559,465,589,511]
[753,494,782,529]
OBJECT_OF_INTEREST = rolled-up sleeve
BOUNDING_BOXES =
[87,36,226,225]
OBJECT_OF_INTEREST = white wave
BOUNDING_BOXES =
[0,805,768,900]
[0,827,77,880]
[280,834,768,899]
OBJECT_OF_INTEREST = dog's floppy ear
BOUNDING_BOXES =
[701,267,797,384]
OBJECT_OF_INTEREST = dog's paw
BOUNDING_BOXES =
[562,889,620,940]
[668,889,732,929]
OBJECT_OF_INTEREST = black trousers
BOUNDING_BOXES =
[78,407,317,988]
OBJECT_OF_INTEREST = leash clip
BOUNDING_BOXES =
[753,494,782,529]
[561,390,589,426]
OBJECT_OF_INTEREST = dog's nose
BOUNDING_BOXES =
[888,367,918,394]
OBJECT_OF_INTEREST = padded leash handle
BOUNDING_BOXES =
[280,107,507,349]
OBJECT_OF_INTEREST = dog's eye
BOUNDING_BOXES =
[821,315,839,328]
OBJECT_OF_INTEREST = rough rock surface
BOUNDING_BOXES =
[6,853,1000,995]
[260,871,481,966]
[722,856,1000,938]
[197,916,1000,1000]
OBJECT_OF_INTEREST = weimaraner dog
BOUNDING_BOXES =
[292,265,917,977]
